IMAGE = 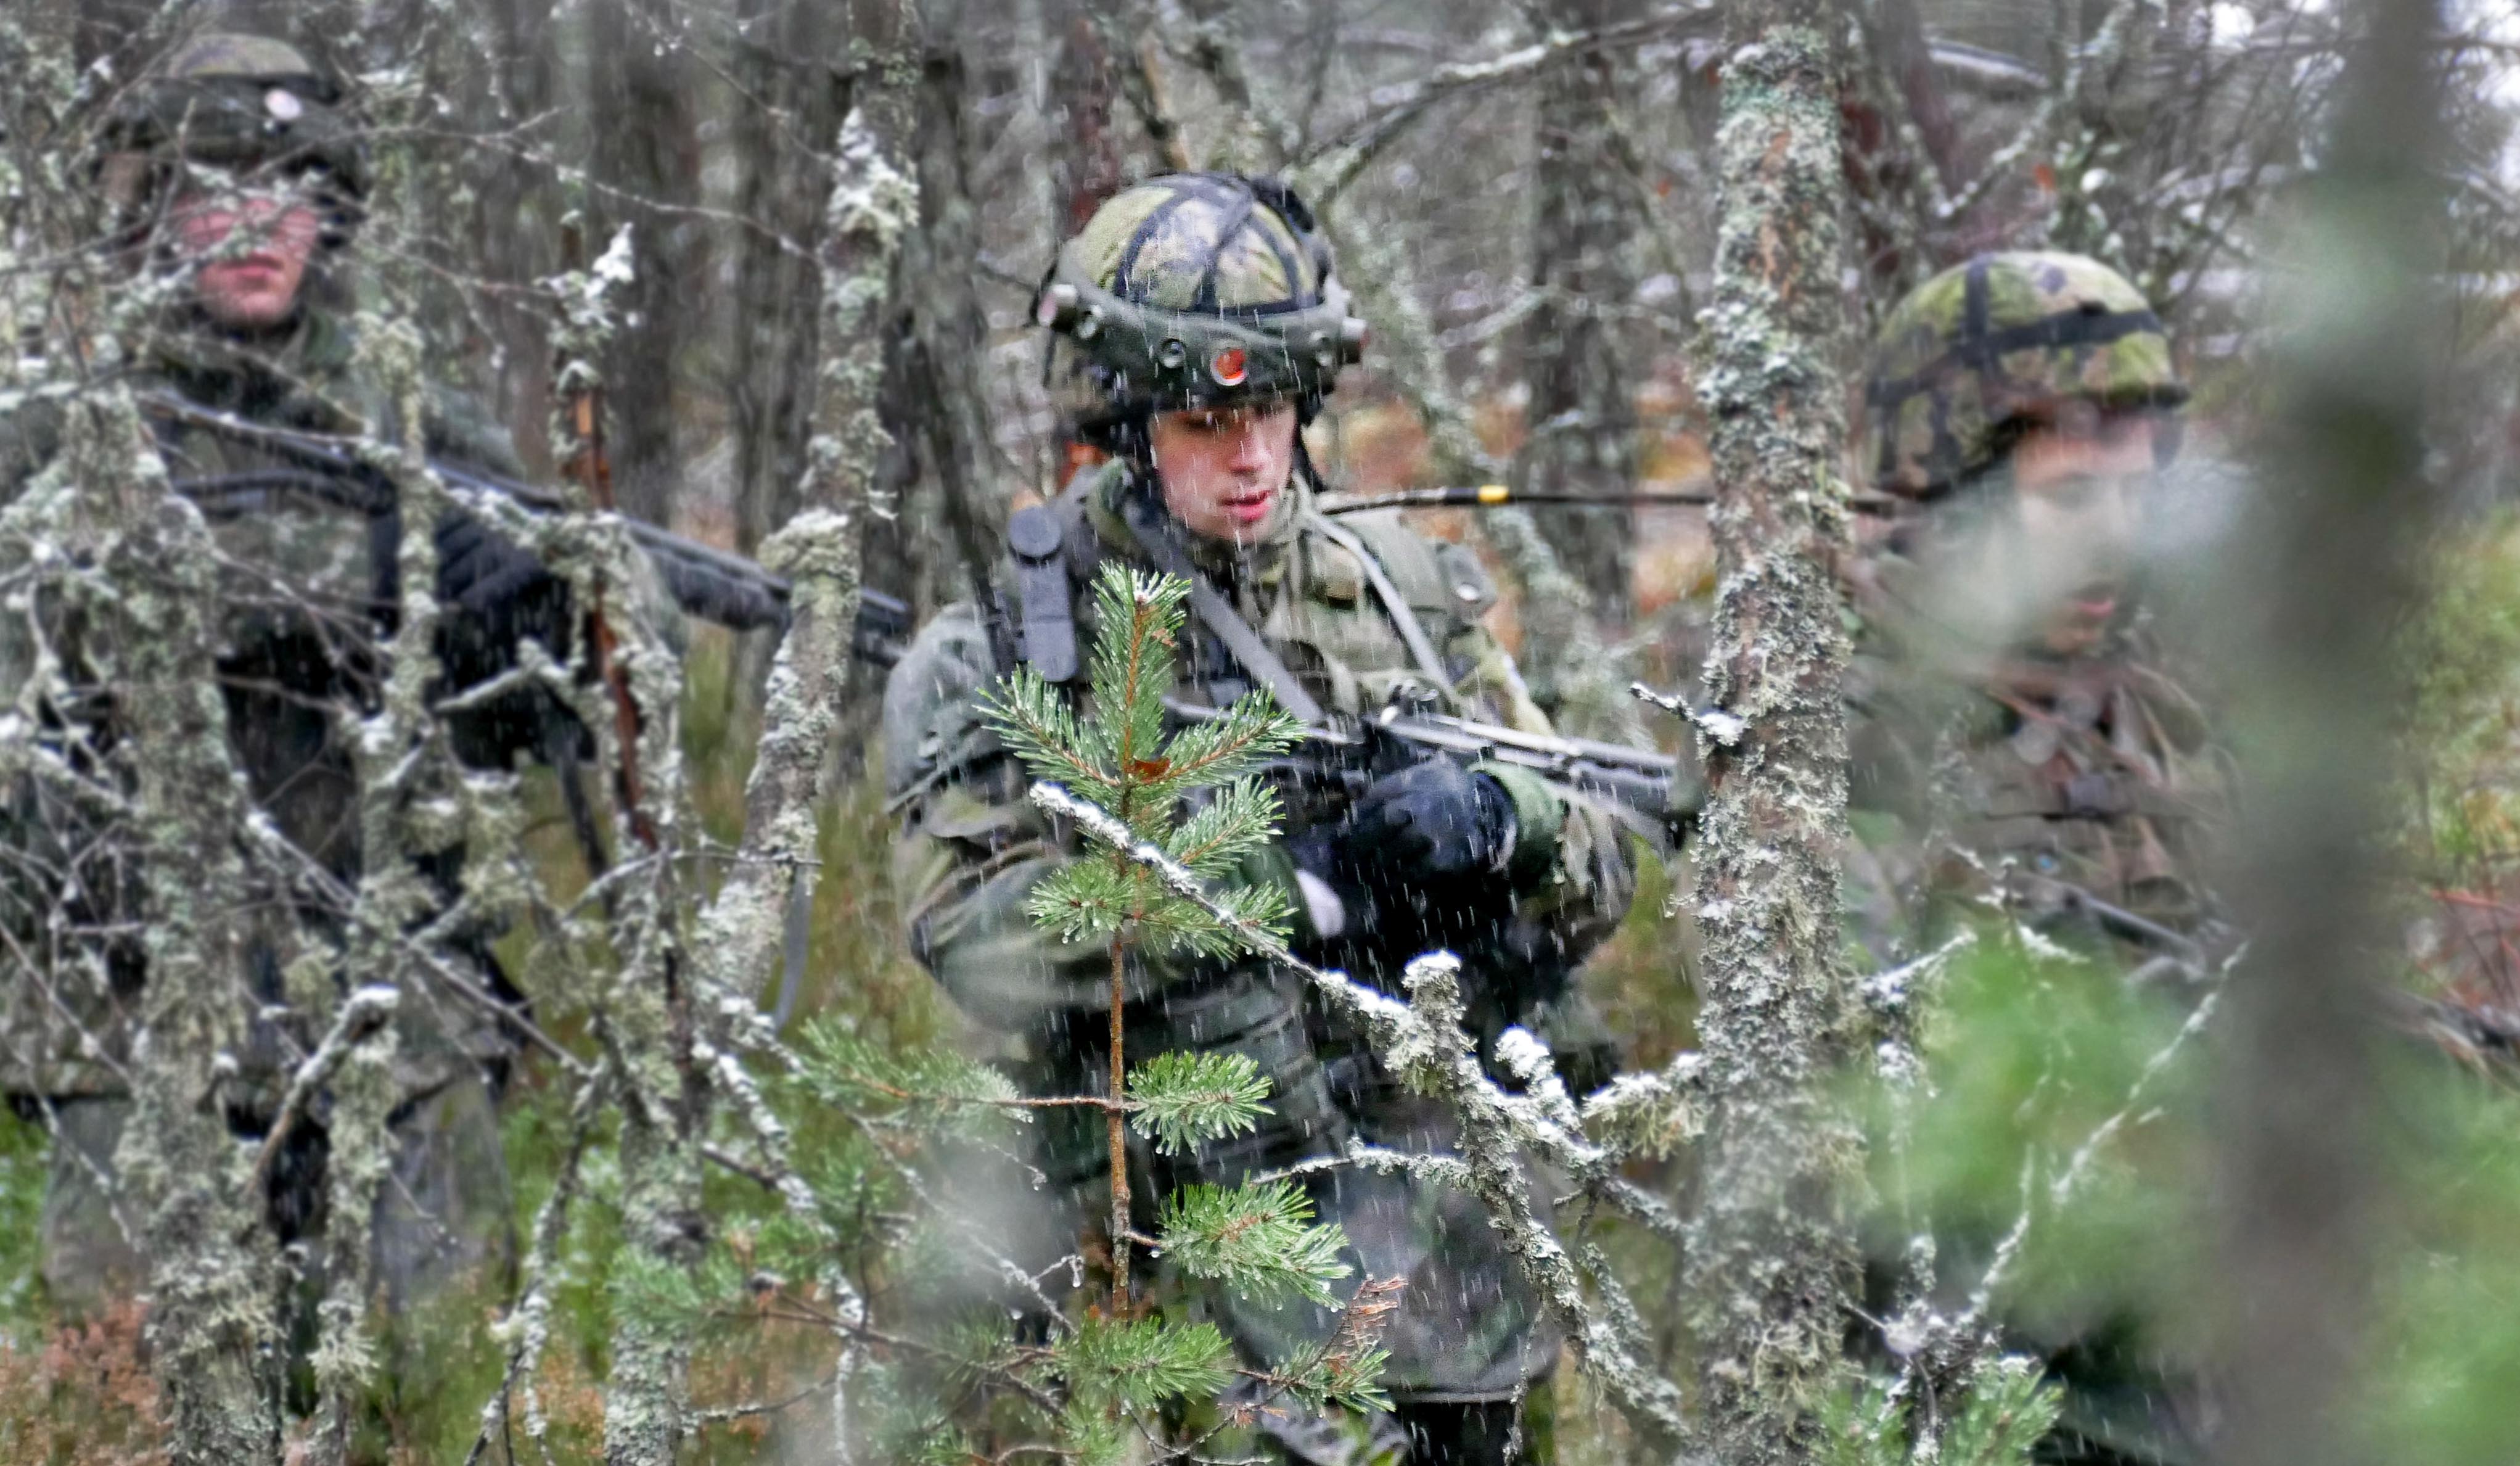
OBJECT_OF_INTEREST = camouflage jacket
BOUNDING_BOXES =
[883,458,1639,1032]
[0,304,559,1097]
[1843,551,2233,970]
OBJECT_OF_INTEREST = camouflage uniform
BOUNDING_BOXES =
[1847,253,2232,1464]
[0,34,628,1313]
[884,174,1643,1457]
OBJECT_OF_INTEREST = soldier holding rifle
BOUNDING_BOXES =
[881,171,1672,1464]
[0,33,683,1317]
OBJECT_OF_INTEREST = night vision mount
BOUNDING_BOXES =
[1033,257,1369,418]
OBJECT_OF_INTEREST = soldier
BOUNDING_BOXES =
[882,172,1644,1464]
[1847,250,2228,973]
[1847,252,2232,1463]
[0,33,632,1319]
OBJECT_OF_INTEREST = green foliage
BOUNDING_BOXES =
[1159,1180,1354,1309]
[1127,1050,1273,1155]
[1817,1356,2059,1466]
[790,1018,1022,1140]
[1051,1314,1236,1413]
[0,1105,49,1327]
[1260,1277,1400,1417]
[1941,1356,2062,1463]
[2355,1059,2520,1466]
[1276,1338,1395,1418]
[609,1245,742,1341]
[2405,514,2520,873]
[1055,1399,1131,1466]
[848,1363,972,1466]
[1857,935,2209,1326]
[985,564,1305,959]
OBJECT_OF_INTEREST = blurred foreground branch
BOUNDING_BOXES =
[2214,2,2451,1465]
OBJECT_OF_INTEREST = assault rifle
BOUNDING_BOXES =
[1166,694,1695,849]
[144,389,914,657]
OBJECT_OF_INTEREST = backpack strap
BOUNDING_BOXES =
[1305,511,1453,692]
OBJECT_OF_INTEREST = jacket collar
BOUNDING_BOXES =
[147,303,358,427]
[1091,459,1311,590]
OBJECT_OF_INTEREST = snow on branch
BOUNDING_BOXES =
[1028,778,1694,1449]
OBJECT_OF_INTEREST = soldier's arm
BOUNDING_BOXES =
[1426,563,1642,1003]
[1439,554,1638,900]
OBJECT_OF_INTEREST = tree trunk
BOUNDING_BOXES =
[712,38,916,1014]
[729,3,850,561]
[726,2,853,715]
[1517,0,1640,628]
[99,398,284,1466]
[869,26,1004,622]
[2213,4,2444,1464]
[1046,0,1130,234]
[468,0,561,476]
[1680,6,1859,1462]
[587,0,705,527]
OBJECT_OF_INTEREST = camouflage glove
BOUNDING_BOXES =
[1337,759,1517,881]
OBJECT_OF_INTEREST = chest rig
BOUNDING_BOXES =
[1003,465,1464,728]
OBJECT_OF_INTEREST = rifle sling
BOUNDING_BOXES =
[1118,489,1327,726]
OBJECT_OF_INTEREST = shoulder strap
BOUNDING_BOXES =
[1305,512,1453,691]
[1008,500,1077,682]
[1117,488,1328,725]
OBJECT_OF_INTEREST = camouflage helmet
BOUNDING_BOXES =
[99,32,368,243]
[1860,252,2186,498]
[1035,173,1366,442]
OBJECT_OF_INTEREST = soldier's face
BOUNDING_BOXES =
[170,184,321,329]
[2006,404,2161,655]
[1909,402,2165,661]
[1150,401,1300,545]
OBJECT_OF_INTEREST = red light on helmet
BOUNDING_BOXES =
[1209,345,1248,387]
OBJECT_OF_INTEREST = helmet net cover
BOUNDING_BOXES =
[1040,173,1363,440]
[100,31,368,239]
[1860,252,2188,498]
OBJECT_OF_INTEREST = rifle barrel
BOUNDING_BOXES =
[1313,481,1900,516]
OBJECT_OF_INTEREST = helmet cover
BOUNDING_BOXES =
[1861,252,2186,498]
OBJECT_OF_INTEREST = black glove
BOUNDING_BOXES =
[434,510,554,616]
[429,511,580,772]
[1336,759,1517,880]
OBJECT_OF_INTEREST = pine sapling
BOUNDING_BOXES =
[728,566,1383,1457]
[983,563,1307,1312]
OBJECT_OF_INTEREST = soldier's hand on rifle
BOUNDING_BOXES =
[435,510,554,615]
[1336,759,1517,880]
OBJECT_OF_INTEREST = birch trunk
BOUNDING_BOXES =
[695,86,912,1021]
[605,47,919,1466]
[1681,7,1860,1462]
